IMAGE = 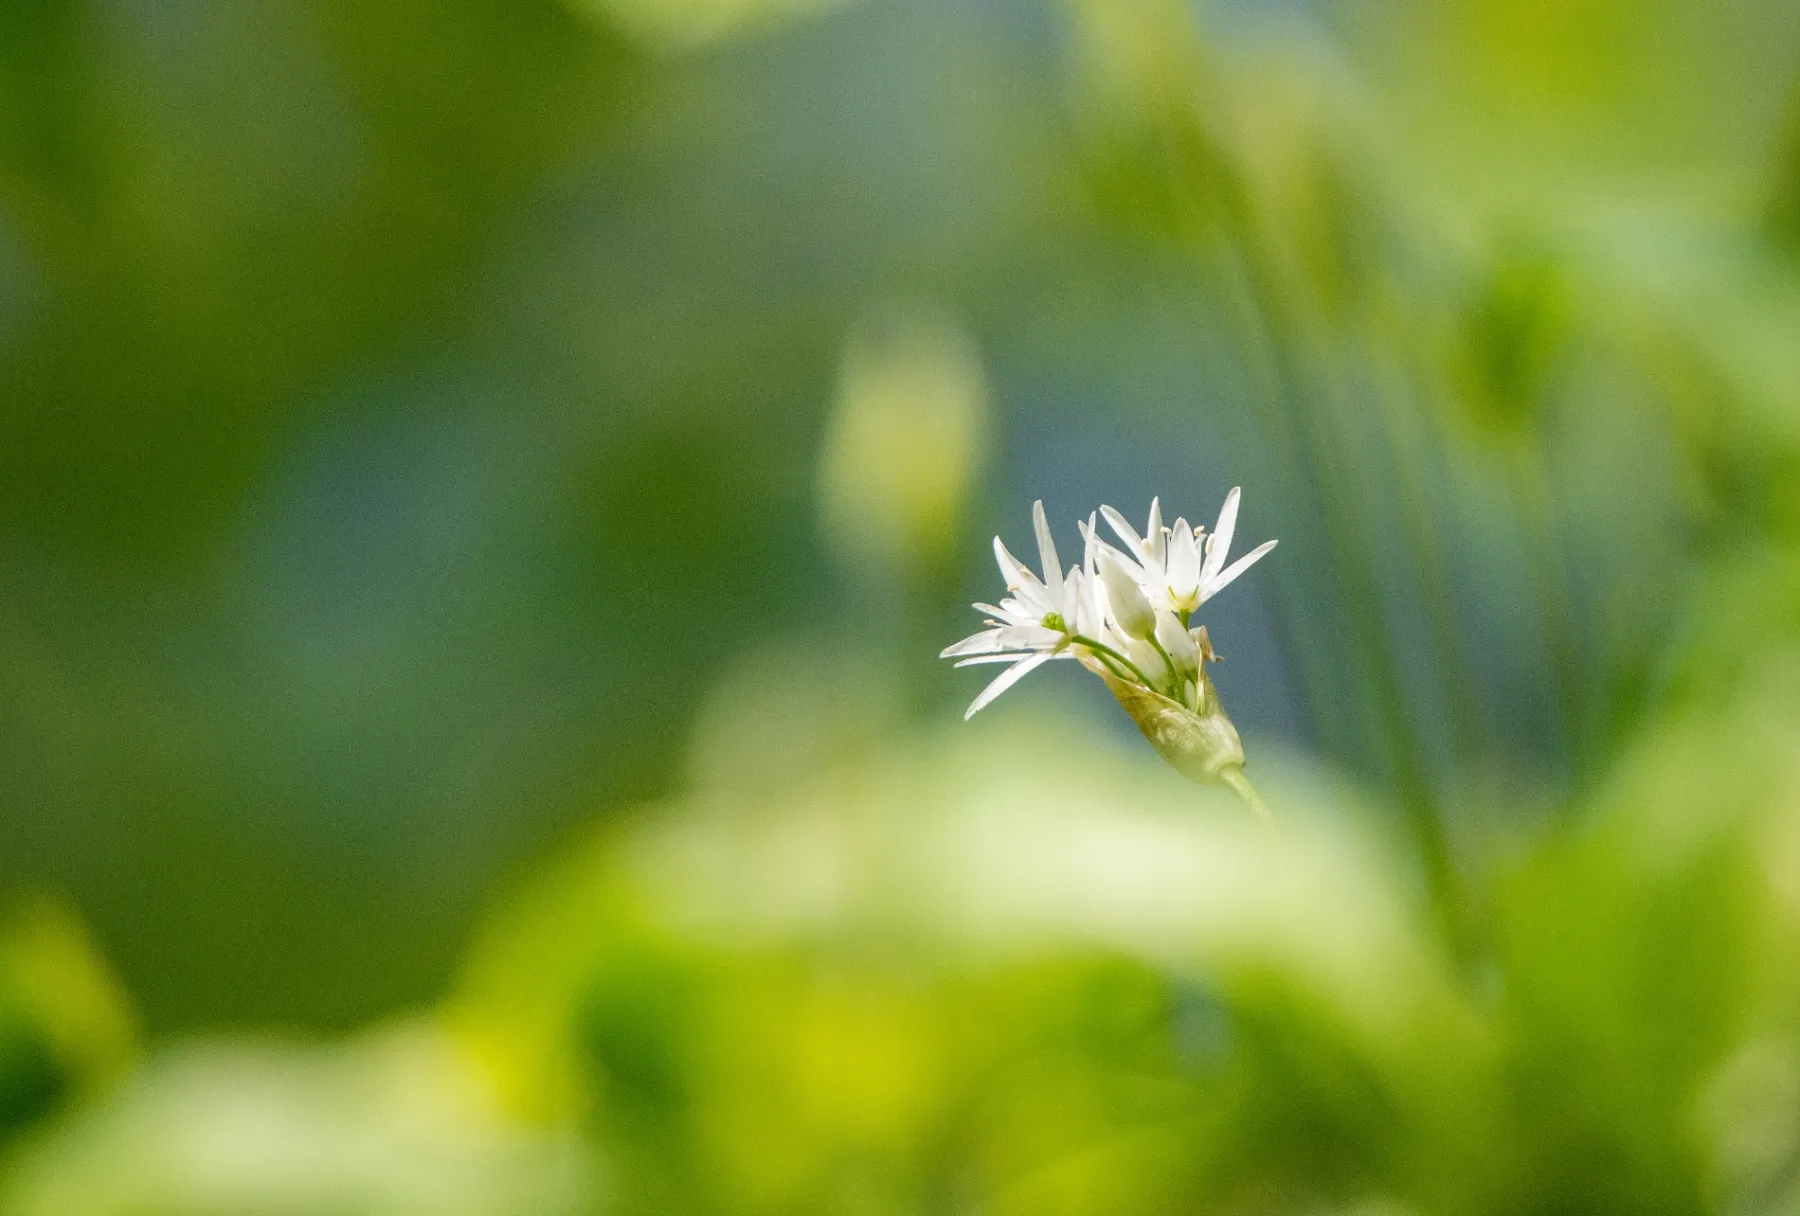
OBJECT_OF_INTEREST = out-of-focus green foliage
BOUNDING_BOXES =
[452,710,1433,1215]
[0,1026,594,1216]
[429,670,1800,1216]
[0,902,132,1160]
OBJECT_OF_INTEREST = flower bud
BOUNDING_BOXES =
[1098,553,1157,640]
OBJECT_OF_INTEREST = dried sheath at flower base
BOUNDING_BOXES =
[1079,655,1245,784]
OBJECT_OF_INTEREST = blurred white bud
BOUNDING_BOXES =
[817,310,989,582]
[562,0,845,51]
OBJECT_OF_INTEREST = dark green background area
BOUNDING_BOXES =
[0,0,1089,1031]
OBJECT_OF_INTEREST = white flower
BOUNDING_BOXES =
[1097,488,1276,618]
[943,489,1276,721]
[939,501,1095,719]
[942,490,1276,802]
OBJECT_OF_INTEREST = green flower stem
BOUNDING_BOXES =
[1069,635,1157,689]
[1092,650,1138,685]
[1219,766,1271,823]
[1146,634,1183,692]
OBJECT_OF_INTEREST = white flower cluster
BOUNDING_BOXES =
[941,491,1276,719]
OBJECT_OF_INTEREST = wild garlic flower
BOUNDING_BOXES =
[943,489,1274,717]
[1097,489,1277,619]
[943,490,1277,812]
[938,501,1103,719]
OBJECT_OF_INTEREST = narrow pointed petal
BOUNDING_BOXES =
[992,536,1040,593]
[1100,505,1146,560]
[1086,531,1150,583]
[995,624,1062,650]
[995,537,1056,616]
[1203,488,1242,583]
[1203,538,1277,600]
[980,602,1039,628]
[1077,515,1113,637]
[1032,500,1063,601]
[1145,498,1165,567]
[964,651,1053,719]
[1075,570,1102,639]
[941,628,1006,658]
[1166,519,1200,602]
[955,653,1034,667]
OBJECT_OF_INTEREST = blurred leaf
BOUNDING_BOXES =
[0,900,133,1149]
[453,685,1472,1214]
[0,1024,594,1216]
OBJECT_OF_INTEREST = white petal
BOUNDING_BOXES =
[1203,488,1242,584]
[995,538,1057,617]
[995,623,1062,650]
[1032,500,1063,602]
[1018,582,1059,617]
[958,649,1075,667]
[1077,516,1115,637]
[1100,505,1146,562]
[964,651,1054,719]
[993,537,1040,594]
[1087,576,1111,633]
[1166,519,1200,600]
[941,628,1006,658]
[1203,538,1277,600]
[1145,498,1165,568]
[1087,530,1151,585]
[1071,568,1102,638]
[980,601,1038,628]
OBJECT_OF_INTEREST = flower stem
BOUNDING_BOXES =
[1147,634,1183,693]
[1069,635,1157,689]
[1219,766,1271,824]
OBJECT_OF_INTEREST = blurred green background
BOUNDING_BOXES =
[4,0,1800,1210]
